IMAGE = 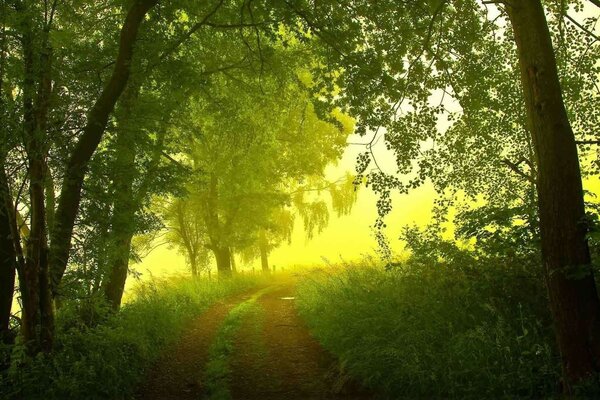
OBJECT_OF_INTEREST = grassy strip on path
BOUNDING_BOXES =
[202,285,276,400]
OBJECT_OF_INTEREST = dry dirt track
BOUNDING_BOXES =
[137,277,372,400]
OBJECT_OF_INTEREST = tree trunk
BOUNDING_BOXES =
[190,257,199,277]
[102,82,139,310]
[259,229,270,273]
[19,2,54,352]
[0,4,15,344]
[0,164,15,343]
[230,247,237,273]
[213,246,232,277]
[48,0,158,298]
[260,241,269,273]
[507,0,600,385]
[103,233,133,310]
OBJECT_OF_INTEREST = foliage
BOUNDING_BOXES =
[0,275,261,400]
[287,0,599,245]
[297,257,559,399]
[164,49,355,270]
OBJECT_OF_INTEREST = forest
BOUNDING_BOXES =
[0,0,600,399]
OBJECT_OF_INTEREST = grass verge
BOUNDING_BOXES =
[296,264,560,399]
[0,275,262,400]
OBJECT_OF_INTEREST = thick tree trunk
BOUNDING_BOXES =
[190,258,199,277]
[213,246,232,277]
[102,83,139,310]
[260,242,269,273]
[103,233,133,310]
[0,164,15,343]
[48,0,158,298]
[507,0,600,385]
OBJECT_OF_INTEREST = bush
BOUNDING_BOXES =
[296,260,560,399]
[1,275,261,400]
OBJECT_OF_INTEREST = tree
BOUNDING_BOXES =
[0,1,16,344]
[165,192,212,277]
[506,0,600,384]
[164,43,353,276]
[0,0,159,353]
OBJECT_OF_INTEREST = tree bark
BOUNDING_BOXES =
[0,4,15,344]
[0,163,15,343]
[230,247,237,273]
[213,246,232,277]
[259,229,270,273]
[19,2,54,352]
[48,0,158,298]
[507,0,600,385]
[190,257,199,277]
[260,242,269,273]
[102,82,139,310]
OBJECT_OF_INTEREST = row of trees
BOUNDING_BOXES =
[162,63,356,276]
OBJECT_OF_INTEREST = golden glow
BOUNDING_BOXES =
[133,138,600,292]
[131,133,436,286]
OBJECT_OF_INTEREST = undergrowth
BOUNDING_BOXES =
[296,261,561,399]
[0,275,261,400]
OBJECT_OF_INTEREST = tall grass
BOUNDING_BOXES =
[296,262,560,399]
[1,275,261,400]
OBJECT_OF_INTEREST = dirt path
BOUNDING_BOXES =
[136,290,256,400]
[138,278,372,400]
[230,282,371,399]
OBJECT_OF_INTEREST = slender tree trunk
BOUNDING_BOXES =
[48,0,158,298]
[230,247,237,273]
[259,230,269,273]
[213,246,232,277]
[19,3,54,352]
[0,163,15,343]
[0,5,15,344]
[507,0,600,385]
[260,242,269,273]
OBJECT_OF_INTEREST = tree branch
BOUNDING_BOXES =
[566,14,600,42]
[576,140,600,145]
[501,158,536,184]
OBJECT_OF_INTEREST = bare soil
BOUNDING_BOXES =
[230,282,372,399]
